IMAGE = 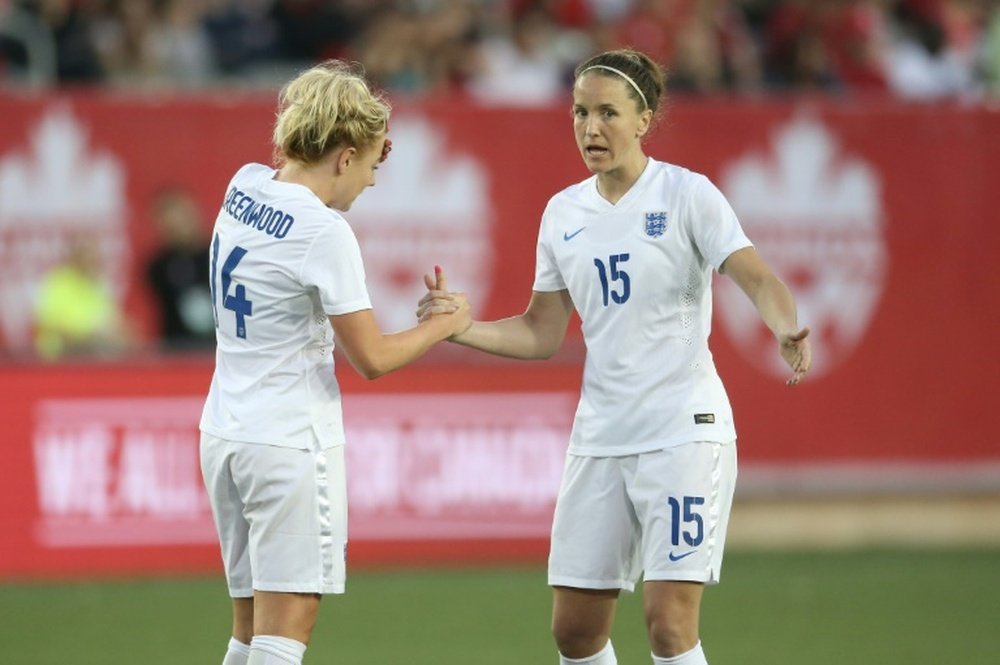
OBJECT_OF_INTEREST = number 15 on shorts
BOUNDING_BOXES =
[668,495,705,547]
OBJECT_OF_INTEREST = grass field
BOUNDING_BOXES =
[2,548,998,665]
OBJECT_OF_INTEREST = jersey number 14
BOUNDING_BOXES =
[211,233,253,338]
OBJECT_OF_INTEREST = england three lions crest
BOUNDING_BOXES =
[644,211,667,238]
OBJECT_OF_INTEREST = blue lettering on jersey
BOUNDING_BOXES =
[234,193,251,218]
[241,200,264,227]
[221,186,295,239]
[645,211,667,238]
[223,186,240,212]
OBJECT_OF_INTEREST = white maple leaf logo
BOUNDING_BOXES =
[0,106,129,351]
[347,117,494,332]
[717,115,888,378]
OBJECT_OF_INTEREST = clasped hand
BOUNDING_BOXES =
[416,266,471,337]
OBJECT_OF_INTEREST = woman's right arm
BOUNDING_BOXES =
[331,303,470,380]
[443,289,574,360]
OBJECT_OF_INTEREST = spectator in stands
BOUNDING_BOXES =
[146,187,215,351]
[612,0,683,71]
[413,0,487,95]
[153,0,216,86]
[4,1,997,100]
[761,0,840,90]
[92,0,214,88]
[584,0,635,24]
[984,3,1000,96]
[90,0,160,85]
[199,60,470,665]
[885,0,979,98]
[353,5,438,94]
[34,235,131,360]
[419,48,810,665]
[468,6,572,105]
[202,0,279,77]
[668,0,762,93]
[33,0,103,83]
[820,0,890,93]
[269,0,372,64]
[1,4,43,83]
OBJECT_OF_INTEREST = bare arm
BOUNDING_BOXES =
[721,246,811,385]
[417,263,574,360]
[331,304,469,380]
[450,289,575,360]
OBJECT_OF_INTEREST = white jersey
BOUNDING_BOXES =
[533,159,752,456]
[200,163,372,449]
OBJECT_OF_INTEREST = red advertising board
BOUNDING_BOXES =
[0,93,998,577]
[0,358,580,576]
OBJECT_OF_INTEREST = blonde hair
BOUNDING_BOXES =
[273,60,391,165]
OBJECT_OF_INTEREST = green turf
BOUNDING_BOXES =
[1,549,997,664]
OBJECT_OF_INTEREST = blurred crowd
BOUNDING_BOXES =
[2,0,999,101]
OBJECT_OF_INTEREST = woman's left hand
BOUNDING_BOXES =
[779,327,811,386]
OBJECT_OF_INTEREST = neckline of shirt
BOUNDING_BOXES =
[587,157,656,211]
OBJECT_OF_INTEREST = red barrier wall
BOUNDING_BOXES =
[1,93,998,577]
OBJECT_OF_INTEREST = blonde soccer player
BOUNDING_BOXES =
[420,49,810,665]
[200,60,470,665]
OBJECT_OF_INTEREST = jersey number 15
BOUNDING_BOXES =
[593,253,631,306]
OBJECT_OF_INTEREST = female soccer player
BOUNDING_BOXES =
[420,49,810,665]
[200,60,470,665]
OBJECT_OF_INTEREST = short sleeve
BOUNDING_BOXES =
[532,205,566,292]
[299,222,372,315]
[687,174,753,271]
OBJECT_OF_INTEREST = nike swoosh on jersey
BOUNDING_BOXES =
[668,550,697,562]
[563,227,586,241]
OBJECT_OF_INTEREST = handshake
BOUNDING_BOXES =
[416,265,472,339]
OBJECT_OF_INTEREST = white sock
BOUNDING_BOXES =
[222,637,251,665]
[560,640,617,665]
[247,635,307,665]
[652,640,708,665]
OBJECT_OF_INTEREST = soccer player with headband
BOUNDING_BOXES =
[419,48,811,665]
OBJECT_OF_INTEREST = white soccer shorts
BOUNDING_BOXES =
[200,433,348,597]
[548,440,737,591]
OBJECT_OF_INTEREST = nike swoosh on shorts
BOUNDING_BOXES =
[668,550,697,562]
